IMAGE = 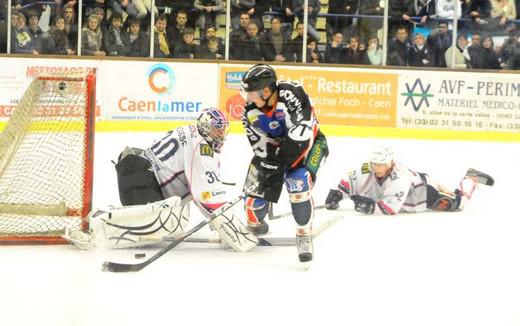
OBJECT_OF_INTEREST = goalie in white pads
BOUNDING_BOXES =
[325,146,494,215]
[66,108,257,251]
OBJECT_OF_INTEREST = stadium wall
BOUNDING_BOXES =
[1,56,519,142]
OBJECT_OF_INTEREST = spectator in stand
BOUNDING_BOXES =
[388,0,415,35]
[324,32,344,63]
[498,30,519,66]
[415,0,436,27]
[294,0,321,42]
[433,0,462,22]
[445,32,471,68]
[506,41,520,69]
[326,0,358,42]
[199,25,224,55]
[103,12,130,56]
[366,34,383,65]
[427,21,453,67]
[358,0,384,41]
[469,0,492,30]
[26,10,43,53]
[481,35,501,68]
[271,0,296,38]
[88,7,108,34]
[11,11,39,54]
[490,0,517,32]
[14,0,47,18]
[237,21,263,61]
[133,0,158,20]
[196,36,223,59]
[41,15,75,55]
[229,12,251,60]
[194,0,224,34]
[517,0,520,19]
[153,14,171,58]
[230,0,255,30]
[340,35,370,64]
[307,37,323,63]
[467,32,487,68]
[168,9,189,45]
[0,4,7,53]
[173,27,199,58]
[81,14,105,56]
[289,21,305,62]
[107,0,139,20]
[260,17,292,62]
[127,18,150,57]
[254,0,272,31]
[387,26,412,66]
[63,3,78,51]
[407,32,434,67]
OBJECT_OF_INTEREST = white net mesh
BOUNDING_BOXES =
[0,70,95,239]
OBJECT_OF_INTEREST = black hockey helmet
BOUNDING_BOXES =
[241,64,277,93]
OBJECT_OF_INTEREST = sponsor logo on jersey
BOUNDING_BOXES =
[200,144,214,157]
[259,161,278,170]
[211,190,225,197]
[201,191,212,200]
[274,110,285,119]
[268,121,280,129]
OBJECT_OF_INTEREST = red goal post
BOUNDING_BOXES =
[0,68,96,244]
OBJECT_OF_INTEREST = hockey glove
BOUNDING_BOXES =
[325,189,343,210]
[350,195,375,215]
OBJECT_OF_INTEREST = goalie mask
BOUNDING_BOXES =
[196,108,230,153]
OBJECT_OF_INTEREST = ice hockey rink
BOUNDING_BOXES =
[1,132,520,326]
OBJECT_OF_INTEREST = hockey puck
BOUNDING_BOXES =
[134,253,146,259]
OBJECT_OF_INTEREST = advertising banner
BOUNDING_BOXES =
[219,64,398,128]
[101,61,218,122]
[0,57,102,121]
[397,71,520,132]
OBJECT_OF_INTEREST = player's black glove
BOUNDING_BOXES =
[350,195,375,214]
[325,189,343,210]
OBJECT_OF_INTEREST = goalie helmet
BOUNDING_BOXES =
[368,146,394,165]
[241,64,277,93]
[196,108,229,153]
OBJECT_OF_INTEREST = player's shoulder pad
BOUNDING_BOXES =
[199,143,214,157]
[361,162,370,174]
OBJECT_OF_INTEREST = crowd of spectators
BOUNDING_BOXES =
[1,0,520,69]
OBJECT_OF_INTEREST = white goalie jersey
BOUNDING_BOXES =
[338,162,428,214]
[143,125,227,211]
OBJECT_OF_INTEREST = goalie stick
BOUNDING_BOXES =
[101,184,257,273]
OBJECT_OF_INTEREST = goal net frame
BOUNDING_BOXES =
[0,68,96,244]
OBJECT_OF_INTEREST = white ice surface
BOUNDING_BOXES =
[1,133,520,326]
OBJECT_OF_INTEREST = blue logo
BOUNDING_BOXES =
[147,63,175,95]
[225,71,245,89]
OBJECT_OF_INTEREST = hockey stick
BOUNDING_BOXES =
[101,184,256,273]
[179,213,344,246]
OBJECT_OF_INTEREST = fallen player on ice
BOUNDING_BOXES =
[325,146,494,215]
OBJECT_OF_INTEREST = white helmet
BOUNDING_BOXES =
[368,146,394,165]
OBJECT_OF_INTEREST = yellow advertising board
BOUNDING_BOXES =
[219,64,398,128]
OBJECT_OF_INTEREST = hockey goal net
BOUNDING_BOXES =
[0,69,96,244]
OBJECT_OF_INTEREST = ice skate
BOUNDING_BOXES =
[465,168,494,186]
[296,231,313,263]
[247,220,269,236]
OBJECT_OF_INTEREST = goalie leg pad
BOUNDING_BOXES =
[209,208,258,252]
[115,149,164,206]
[88,196,189,249]
[286,168,314,226]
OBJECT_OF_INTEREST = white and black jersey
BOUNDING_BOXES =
[143,125,227,211]
[242,81,319,167]
[338,162,429,214]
